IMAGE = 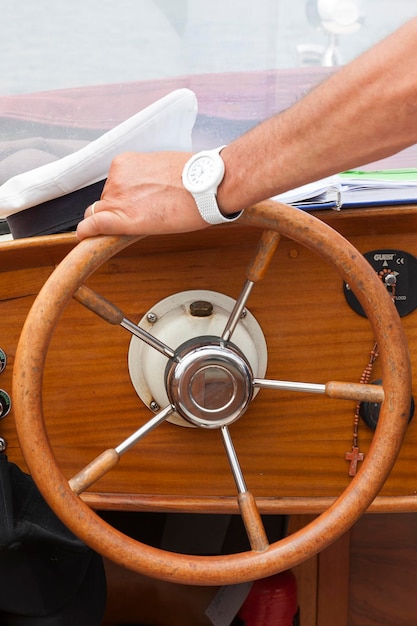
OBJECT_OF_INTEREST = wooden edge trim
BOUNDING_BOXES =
[81,493,417,515]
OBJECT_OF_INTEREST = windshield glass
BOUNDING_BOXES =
[1,0,415,96]
[1,1,416,239]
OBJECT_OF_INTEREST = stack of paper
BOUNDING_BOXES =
[274,169,417,210]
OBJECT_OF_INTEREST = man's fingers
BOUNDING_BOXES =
[84,200,102,219]
[76,214,101,240]
[77,209,133,240]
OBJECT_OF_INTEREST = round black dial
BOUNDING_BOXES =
[344,249,417,317]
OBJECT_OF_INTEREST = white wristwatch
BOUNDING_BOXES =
[182,146,242,225]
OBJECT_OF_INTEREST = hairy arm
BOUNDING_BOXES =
[77,17,417,239]
[219,16,417,214]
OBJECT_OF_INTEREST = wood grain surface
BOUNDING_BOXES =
[2,206,417,514]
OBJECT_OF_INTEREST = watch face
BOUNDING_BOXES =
[185,152,224,193]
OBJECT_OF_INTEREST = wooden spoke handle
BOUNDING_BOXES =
[74,285,124,325]
[326,381,384,403]
[247,230,281,282]
[238,491,269,552]
[69,448,120,495]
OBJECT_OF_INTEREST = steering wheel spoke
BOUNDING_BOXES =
[222,230,280,341]
[74,284,175,358]
[220,426,269,552]
[69,404,174,495]
[253,378,384,403]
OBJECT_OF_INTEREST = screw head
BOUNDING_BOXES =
[147,312,157,323]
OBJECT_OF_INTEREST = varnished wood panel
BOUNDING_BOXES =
[348,513,417,626]
[102,558,216,626]
[2,208,417,512]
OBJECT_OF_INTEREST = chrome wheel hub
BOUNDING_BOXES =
[165,336,254,428]
[128,290,268,427]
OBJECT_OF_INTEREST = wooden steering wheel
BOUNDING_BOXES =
[13,200,411,585]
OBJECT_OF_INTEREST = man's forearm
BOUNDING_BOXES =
[219,17,417,214]
[78,17,417,239]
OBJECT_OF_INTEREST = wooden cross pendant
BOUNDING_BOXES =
[345,446,364,477]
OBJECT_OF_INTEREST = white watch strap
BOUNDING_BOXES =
[196,193,242,225]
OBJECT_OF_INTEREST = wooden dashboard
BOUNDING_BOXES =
[1,204,416,516]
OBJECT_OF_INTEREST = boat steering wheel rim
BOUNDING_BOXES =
[12,200,411,585]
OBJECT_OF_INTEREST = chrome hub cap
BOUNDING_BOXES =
[165,336,254,428]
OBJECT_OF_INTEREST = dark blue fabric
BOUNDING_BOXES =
[0,455,106,625]
[6,179,105,239]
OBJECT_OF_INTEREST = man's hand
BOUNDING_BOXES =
[76,151,208,239]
